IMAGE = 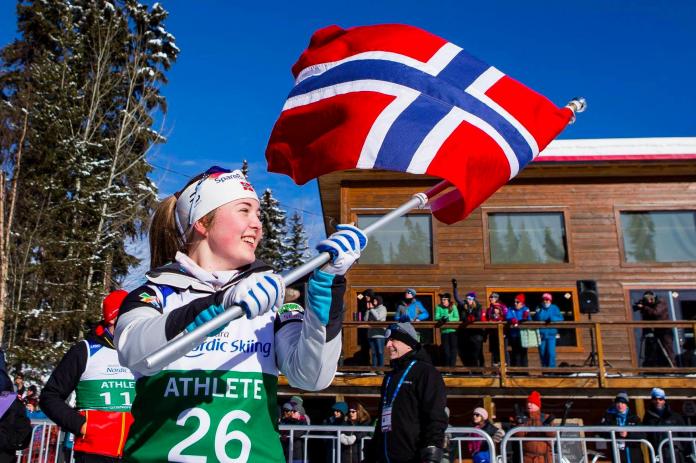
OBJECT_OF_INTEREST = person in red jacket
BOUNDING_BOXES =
[40,290,135,462]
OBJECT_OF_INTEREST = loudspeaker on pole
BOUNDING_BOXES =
[577,280,599,314]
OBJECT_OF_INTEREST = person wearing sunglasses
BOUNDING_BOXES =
[642,388,687,463]
[340,402,371,463]
[114,166,366,462]
[364,322,447,463]
[468,407,505,463]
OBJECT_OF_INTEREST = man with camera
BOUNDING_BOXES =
[633,291,675,367]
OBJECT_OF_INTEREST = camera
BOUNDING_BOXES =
[514,403,528,425]
[632,299,646,312]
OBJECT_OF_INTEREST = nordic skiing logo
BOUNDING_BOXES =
[185,338,271,358]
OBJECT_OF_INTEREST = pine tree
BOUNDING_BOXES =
[284,211,309,270]
[625,213,656,262]
[0,0,178,366]
[503,216,520,261]
[543,227,566,263]
[257,189,288,271]
[513,221,540,263]
[241,159,248,179]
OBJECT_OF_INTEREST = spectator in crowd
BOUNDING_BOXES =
[23,385,39,411]
[516,391,554,463]
[395,288,429,322]
[642,388,686,463]
[533,293,564,368]
[486,293,508,366]
[453,280,486,368]
[599,392,644,463]
[13,372,26,401]
[676,334,696,368]
[0,349,32,462]
[507,294,531,368]
[435,292,460,367]
[365,322,448,463]
[289,395,310,424]
[633,291,676,367]
[341,402,371,463]
[358,288,376,315]
[367,294,388,368]
[280,401,308,463]
[326,401,348,425]
[40,290,135,463]
[324,401,349,461]
[468,407,505,463]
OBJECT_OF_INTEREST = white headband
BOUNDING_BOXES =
[175,168,259,237]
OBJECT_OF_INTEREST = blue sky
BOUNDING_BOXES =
[2,1,695,246]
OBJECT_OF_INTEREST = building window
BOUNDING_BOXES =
[357,214,433,265]
[620,211,696,263]
[487,212,568,264]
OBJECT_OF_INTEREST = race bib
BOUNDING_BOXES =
[381,406,393,432]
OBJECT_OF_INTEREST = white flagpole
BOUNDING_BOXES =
[138,180,452,372]
[137,97,586,372]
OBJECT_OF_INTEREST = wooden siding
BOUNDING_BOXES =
[318,162,696,369]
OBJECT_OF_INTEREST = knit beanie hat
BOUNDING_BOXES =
[103,290,128,324]
[385,322,420,349]
[515,293,526,304]
[473,407,489,420]
[332,402,348,415]
[651,387,666,400]
[527,390,542,408]
[466,292,476,299]
[405,288,417,297]
[615,392,630,404]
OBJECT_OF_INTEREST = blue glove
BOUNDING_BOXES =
[223,272,285,319]
[186,304,226,337]
[316,224,368,276]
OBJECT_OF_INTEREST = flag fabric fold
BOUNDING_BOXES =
[266,24,573,224]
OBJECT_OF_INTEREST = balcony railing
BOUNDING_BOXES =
[337,320,696,388]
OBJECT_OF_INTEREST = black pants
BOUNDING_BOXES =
[459,333,485,367]
[73,452,121,463]
[508,336,528,367]
[441,332,458,367]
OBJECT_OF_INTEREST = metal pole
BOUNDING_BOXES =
[140,182,450,371]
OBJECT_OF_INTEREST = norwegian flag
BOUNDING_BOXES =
[266,24,574,224]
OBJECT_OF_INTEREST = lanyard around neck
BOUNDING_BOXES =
[383,360,416,407]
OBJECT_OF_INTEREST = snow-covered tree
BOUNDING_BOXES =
[0,0,178,366]
[284,211,309,270]
[256,188,288,272]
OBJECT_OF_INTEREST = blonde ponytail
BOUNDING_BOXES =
[149,195,182,269]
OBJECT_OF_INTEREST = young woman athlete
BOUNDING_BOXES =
[115,167,366,462]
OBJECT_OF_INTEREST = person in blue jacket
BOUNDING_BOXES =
[506,293,530,367]
[533,293,564,368]
[395,288,429,322]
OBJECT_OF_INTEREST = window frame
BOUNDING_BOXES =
[486,286,584,353]
[482,207,574,269]
[615,205,696,267]
[350,209,438,268]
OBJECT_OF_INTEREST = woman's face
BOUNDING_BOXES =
[198,198,262,269]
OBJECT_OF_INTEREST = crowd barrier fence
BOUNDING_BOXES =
[19,420,696,463]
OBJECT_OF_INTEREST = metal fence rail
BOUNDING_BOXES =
[19,420,696,463]
[501,425,696,463]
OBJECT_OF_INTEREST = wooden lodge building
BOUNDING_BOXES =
[280,137,696,426]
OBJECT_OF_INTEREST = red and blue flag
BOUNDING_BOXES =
[266,24,574,224]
